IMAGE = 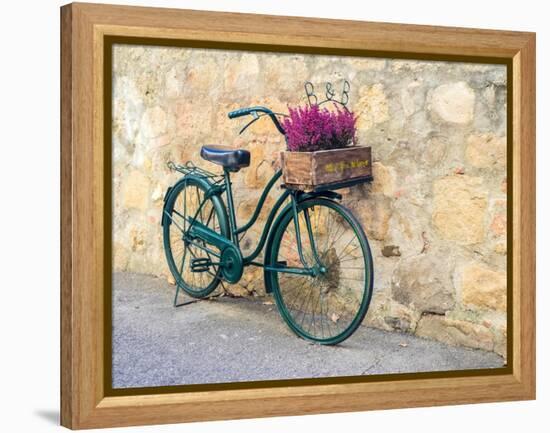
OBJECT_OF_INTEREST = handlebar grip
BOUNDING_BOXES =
[228,107,252,119]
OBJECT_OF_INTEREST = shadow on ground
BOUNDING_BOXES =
[112,272,504,389]
[34,410,59,425]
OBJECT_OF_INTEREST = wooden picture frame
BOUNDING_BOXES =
[60,2,535,429]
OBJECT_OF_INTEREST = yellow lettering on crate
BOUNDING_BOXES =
[325,159,370,173]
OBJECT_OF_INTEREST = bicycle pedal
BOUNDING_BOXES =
[190,257,211,272]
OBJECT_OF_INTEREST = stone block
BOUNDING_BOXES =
[416,315,494,352]
[432,175,488,244]
[141,106,167,138]
[355,84,389,131]
[354,196,392,241]
[370,162,396,197]
[461,263,506,311]
[429,82,475,124]
[391,253,455,314]
[466,133,506,168]
[122,170,150,210]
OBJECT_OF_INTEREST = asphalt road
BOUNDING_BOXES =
[112,272,505,389]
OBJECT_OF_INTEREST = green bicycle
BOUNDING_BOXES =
[162,106,373,345]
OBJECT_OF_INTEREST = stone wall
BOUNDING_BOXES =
[112,45,507,357]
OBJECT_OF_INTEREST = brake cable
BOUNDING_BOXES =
[238,111,288,135]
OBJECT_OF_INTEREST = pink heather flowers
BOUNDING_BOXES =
[283,104,357,152]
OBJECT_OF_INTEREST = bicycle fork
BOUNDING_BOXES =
[290,193,327,276]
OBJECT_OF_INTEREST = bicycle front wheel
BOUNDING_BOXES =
[266,198,373,345]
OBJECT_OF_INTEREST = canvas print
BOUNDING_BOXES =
[111,44,507,388]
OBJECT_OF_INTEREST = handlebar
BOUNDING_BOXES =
[227,107,254,119]
[228,106,285,135]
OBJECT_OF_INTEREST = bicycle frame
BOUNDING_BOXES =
[168,166,337,279]
[225,169,288,262]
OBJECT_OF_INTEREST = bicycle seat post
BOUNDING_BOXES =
[223,168,239,247]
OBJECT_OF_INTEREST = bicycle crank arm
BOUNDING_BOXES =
[190,257,228,270]
[190,257,211,272]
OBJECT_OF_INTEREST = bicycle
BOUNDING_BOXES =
[161,106,374,345]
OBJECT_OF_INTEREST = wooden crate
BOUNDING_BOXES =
[280,146,372,192]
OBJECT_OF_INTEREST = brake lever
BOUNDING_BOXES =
[238,111,260,135]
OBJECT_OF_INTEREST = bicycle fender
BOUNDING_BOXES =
[161,174,224,228]
[300,190,342,201]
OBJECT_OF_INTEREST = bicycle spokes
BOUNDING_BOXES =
[269,198,373,344]
[163,178,227,299]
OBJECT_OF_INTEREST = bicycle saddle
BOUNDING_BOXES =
[200,145,250,172]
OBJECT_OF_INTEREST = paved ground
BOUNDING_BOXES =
[112,272,505,389]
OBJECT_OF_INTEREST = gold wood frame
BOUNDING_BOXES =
[61,2,536,429]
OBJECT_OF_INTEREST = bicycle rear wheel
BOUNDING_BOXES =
[266,198,373,345]
[163,177,229,298]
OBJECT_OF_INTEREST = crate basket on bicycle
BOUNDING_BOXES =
[279,81,372,192]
